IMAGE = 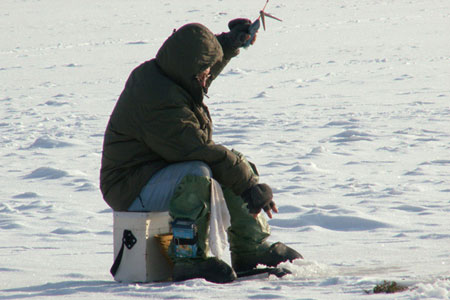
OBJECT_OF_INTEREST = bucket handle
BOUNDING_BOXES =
[110,229,137,276]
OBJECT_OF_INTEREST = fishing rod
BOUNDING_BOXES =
[244,0,283,48]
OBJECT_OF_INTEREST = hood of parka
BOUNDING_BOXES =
[156,23,223,104]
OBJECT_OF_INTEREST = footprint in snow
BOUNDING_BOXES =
[324,120,358,128]
[64,63,82,68]
[330,130,373,143]
[43,100,69,106]
[51,228,89,235]
[24,136,73,149]
[420,160,450,166]
[12,192,40,199]
[223,68,247,76]
[23,167,69,180]
[270,212,391,232]
[253,91,270,99]
[75,183,97,192]
[403,167,426,176]
[392,205,426,213]
[126,41,148,45]
[277,205,303,214]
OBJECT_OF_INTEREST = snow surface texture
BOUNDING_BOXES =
[1,0,449,299]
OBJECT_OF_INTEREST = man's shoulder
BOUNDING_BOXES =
[122,59,193,109]
[130,59,159,79]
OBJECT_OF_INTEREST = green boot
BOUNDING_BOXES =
[172,257,236,283]
[231,242,303,273]
[222,187,270,253]
[222,187,303,273]
[169,175,236,283]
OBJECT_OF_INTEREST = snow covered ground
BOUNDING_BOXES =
[1,0,449,299]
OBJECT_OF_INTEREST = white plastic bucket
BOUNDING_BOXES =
[112,211,172,283]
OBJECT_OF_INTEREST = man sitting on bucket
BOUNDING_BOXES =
[100,18,302,283]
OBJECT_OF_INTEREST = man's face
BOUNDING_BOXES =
[196,67,211,88]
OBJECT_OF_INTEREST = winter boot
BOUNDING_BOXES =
[231,242,303,273]
[219,157,303,273]
[172,257,237,283]
[169,175,236,283]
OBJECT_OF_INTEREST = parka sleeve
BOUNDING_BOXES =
[206,34,240,87]
[137,102,257,196]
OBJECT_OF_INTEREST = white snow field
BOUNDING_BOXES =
[1,0,449,299]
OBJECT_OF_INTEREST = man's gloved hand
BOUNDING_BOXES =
[227,18,257,48]
[241,183,278,219]
[216,18,257,59]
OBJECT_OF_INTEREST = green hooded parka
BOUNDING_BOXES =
[100,23,258,211]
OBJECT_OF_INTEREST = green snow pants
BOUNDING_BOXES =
[168,174,270,261]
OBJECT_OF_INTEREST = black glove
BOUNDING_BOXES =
[227,18,253,48]
[216,18,255,59]
[241,183,275,215]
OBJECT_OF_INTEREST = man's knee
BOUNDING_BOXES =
[169,174,211,219]
[187,161,212,178]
